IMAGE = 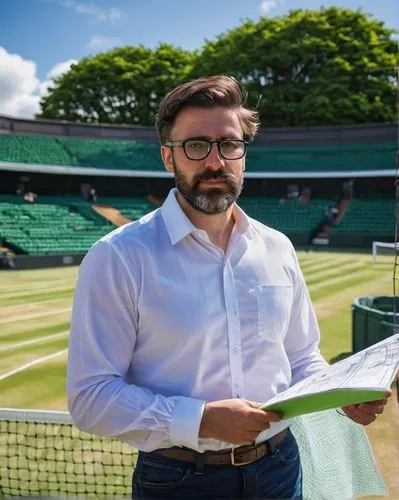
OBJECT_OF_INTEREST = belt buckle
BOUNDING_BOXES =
[230,447,253,467]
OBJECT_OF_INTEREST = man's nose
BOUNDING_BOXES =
[205,143,225,170]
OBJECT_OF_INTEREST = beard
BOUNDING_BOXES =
[173,159,243,215]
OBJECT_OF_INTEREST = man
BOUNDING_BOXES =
[67,75,390,499]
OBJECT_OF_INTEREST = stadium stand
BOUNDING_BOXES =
[0,134,395,173]
[334,198,395,235]
[0,199,112,254]
[0,118,395,261]
[238,197,336,233]
[0,135,76,166]
[0,194,394,255]
[246,142,395,173]
[0,195,158,254]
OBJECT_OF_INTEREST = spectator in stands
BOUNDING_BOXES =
[298,186,311,206]
[88,186,97,203]
[23,191,37,203]
[339,179,354,202]
[67,75,391,500]
[287,183,299,200]
[0,250,8,269]
[0,250,15,269]
[325,205,339,227]
[80,183,97,203]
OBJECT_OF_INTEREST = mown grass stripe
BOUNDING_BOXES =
[0,355,67,411]
[0,282,77,300]
[0,310,71,333]
[0,266,78,284]
[308,266,379,292]
[304,261,364,286]
[300,259,354,275]
[299,260,338,272]
[314,274,391,320]
[309,269,381,302]
[0,277,77,295]
[0,322,71,345]
[0,306,72,325]
[0,288,75,307]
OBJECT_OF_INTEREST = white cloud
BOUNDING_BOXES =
[59,1,121,23]
[39,59,78,96]
[0,47,40,118]
[259,0,280,15]
[0,47,77,118]
[87,35,122,51]
[47,59,78,79]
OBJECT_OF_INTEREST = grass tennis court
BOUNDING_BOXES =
[0,251,398,498]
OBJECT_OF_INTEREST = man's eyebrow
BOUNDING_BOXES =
[184,135,243,141]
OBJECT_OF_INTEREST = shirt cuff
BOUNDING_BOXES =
[169,396,206,451]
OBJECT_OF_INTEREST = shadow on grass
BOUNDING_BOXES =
[330,352,353,364]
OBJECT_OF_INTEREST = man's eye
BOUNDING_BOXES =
[223,141,239,150]
[188,142,207,149]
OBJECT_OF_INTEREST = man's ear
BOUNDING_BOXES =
[161,145,174,173]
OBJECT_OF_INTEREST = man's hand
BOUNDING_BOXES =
[199,398,281,445]
[342,390,392,425]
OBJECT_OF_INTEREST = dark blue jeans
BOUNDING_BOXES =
[132,429,302,499]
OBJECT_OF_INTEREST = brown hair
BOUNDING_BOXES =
[155,75,260,144]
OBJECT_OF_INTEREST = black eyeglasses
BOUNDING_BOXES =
[164,139,248,161]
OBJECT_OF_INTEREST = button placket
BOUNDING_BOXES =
[223,259,244,399]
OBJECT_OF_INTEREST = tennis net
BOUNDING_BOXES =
[0,408,135,498]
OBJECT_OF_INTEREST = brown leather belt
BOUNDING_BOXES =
[151,428,289,467]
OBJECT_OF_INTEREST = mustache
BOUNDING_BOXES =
[194,169,235,184]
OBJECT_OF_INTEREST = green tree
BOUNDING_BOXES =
[37,44,193,125]
[190,7,398,126]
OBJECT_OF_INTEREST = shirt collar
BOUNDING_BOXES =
[232,203,251,237]
[161,188,251,246]
[161,189,198,245]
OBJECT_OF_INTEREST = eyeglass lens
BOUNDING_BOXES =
[184,140,245,160]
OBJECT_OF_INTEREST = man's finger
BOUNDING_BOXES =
[357,403,385,415]
[343,405,377,425]
[262,410,281,422]
[250,409,281,424]
[246,402,281,422]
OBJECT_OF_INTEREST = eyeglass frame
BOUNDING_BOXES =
[164,138,249,161]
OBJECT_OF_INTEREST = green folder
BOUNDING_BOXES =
[261,388,386,419]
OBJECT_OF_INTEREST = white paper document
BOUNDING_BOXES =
[262,334,399,411]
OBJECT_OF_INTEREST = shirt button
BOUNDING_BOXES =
[231,310,237,316]
[233,346,240,354]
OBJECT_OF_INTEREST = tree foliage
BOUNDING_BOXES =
[190,7,398,126]
[38,44,193,125]
[37,8,398,127]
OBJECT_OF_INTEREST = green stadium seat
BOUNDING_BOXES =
[0,135,395,173]
[0,196,156,254]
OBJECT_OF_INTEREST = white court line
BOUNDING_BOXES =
[0,349,68,381]
[0,331,69,352]
[0,307,72,325]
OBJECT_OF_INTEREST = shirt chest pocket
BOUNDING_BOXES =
[256,284,293,341]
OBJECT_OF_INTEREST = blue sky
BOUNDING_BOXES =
[0,0,397,118]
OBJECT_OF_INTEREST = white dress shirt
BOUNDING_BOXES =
[67,188,328,453]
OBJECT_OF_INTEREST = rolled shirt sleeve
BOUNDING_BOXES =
[67,240,205,452]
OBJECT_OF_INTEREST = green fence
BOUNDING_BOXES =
[352,296,398,352]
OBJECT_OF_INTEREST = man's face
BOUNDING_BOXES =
[161,106,245,215]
